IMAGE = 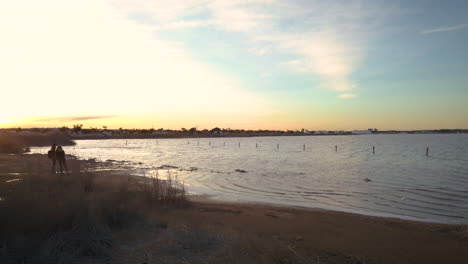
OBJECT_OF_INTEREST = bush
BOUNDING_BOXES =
[0,135,29,153]
[0,131,75,154]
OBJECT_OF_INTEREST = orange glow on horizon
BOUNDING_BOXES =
[1,112,466,131]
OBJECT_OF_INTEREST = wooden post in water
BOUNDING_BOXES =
[239,142,240,148]
[303,144,305,151]
[256,143,258,148]
[223,142,225,147]
[209,141,211,146]
[197,141,199,146]
[426,147,429,157]
[277,143,279,150]
[335,145,338,152]
[373,146,375,155]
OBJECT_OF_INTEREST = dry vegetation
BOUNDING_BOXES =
[0,132,75,154]
[0,156,187,264]
[0,135,29,154]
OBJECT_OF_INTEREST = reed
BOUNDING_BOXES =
[0,158,187,263]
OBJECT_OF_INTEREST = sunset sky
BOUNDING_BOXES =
[1,0,467,130]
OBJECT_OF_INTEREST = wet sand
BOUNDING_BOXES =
[148,200,468,263]
[1,153,467,263]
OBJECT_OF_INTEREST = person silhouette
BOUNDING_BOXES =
[55,146,68,174]
[47,144,57,173]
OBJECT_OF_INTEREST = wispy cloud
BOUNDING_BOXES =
[249,46,272,56]
[117,0,394,99]
[153,20,213,31]
[275,32,359,93]
[421,23,468,34]
[260,72,272,79]
[338,93,357,99]
[33,115,117,123]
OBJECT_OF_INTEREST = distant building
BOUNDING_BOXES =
[314,130,328,135]
[70,131,83,137]
[352,130,373,135]
[153,129,169,135]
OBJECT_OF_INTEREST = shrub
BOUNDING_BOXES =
[0,135,29,153]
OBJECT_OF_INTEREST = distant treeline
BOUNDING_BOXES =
[0,126,467,147]
[377,129,468,134]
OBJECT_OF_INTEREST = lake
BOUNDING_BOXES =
[31,134,468,224]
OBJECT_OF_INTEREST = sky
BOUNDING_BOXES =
[0,0,467,130]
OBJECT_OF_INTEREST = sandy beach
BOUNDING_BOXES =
[1,153,467,264]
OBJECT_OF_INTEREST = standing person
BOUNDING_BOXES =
[55,146,68,174]
[47,144,57,173]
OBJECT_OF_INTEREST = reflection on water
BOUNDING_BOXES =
[31,134,468,224]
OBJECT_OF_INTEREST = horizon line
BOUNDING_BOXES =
[1,127,467,132]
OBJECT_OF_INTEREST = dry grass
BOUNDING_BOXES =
[141,171,187,207]
[0,158,187,264]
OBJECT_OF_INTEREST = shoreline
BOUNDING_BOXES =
[190,194,462,226]
[22,151,468,226]
[2,153,468,263]
[70,131,468,141]
[3,153,467,227]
